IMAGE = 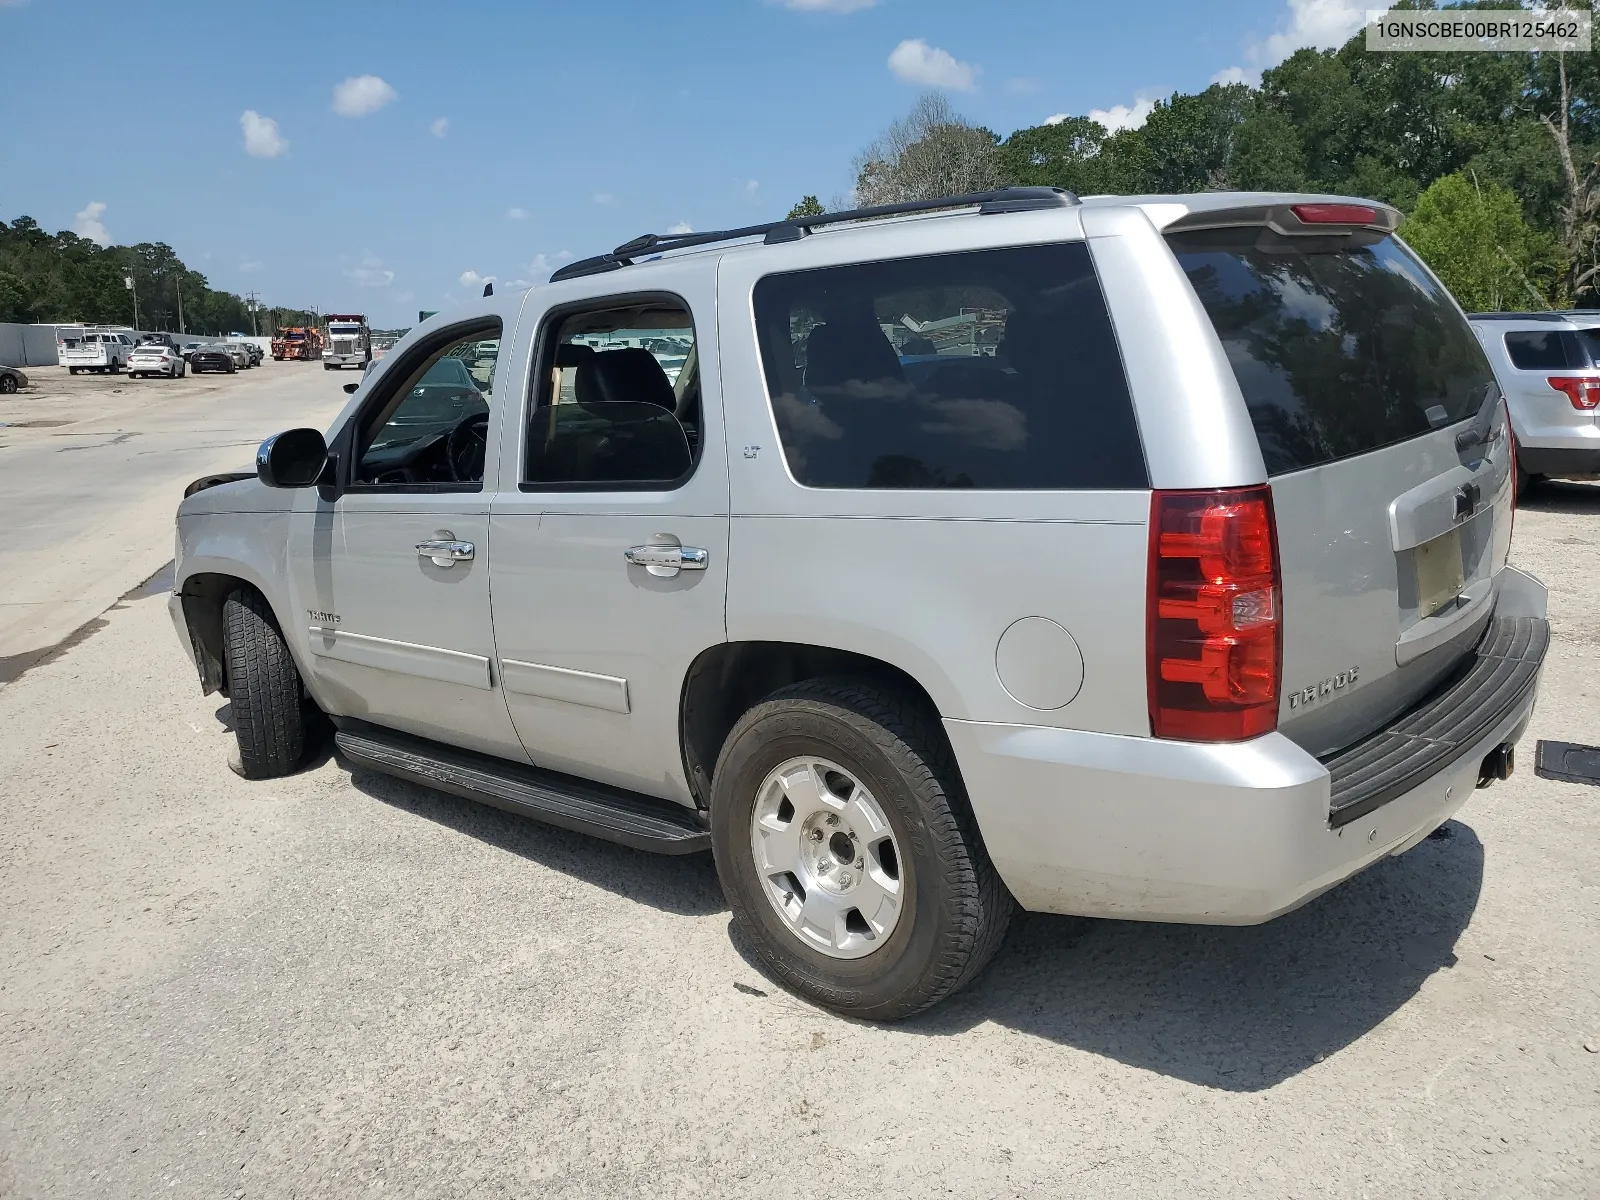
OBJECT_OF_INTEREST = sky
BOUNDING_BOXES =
[0,0,1369,327]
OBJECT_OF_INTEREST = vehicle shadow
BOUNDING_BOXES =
[338,756,726,919]
[888,820,1485,1091]
[1519,478,1600,515]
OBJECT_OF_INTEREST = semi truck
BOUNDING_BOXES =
[323,314,372,369]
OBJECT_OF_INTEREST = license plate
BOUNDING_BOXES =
[1415,528,1465,617]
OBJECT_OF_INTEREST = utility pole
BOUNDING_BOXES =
[124,274,139,331]
[245,291,260,337]
[176,273,186,335]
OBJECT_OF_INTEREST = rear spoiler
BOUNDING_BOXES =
[1162,202,1402,236]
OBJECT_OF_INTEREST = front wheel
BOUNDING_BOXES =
[711,678,1014,1020]
[222,588,308,779]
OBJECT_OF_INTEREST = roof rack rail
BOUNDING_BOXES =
[549,186,1079,283]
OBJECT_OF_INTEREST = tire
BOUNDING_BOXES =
[222,588,307,779]
[226,362,236,373]
[69,367,79,375]
[0,374,15,394]
[710,678,1015,1020]
[177,363,186,378]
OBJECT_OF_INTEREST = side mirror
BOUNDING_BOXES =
[343,381,360,394]
[256,428,329,488]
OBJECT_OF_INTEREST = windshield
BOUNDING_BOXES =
[1168,228,1496,475]
[329,325,360,334]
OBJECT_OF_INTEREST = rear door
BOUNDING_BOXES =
[1167,220,1513,756]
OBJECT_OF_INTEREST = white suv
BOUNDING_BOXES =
[170,189,1547,1019]
[1469,311,1600,491]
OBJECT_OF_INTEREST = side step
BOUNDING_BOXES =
[333,722,710,855]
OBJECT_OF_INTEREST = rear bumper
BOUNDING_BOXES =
[950,570,1548,925]
[1517,444,1600,477]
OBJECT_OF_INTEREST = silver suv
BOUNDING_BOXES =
[171,189,1548,1019]
[1468,311,1600,491]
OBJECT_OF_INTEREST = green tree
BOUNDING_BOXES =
[786,195,825,219]
[852,93,1000,205]
[1401,172,1562,310]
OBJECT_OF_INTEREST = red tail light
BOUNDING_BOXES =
[1147,486,1282,741]
[1546,375,1600,410]
[1291,203,1378,226]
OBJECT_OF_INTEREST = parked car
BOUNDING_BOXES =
[138,333,182,352]
[170,188,1547,1020]
[0,364,28,394]
[218,341,251,369]
[61,331,134,374]
[241,341,264,366]
[128,343,186,379]
[1468,311,1600,492]
[188,346,236,374]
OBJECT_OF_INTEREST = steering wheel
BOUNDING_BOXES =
[447,411,490,482]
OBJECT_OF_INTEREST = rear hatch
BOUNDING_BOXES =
[1166,210,1512,756]
[64,336,109,365]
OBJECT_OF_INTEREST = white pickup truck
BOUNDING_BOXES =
[60,328,135,374]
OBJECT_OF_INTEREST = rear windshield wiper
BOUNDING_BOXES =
[1453,383,1503,453]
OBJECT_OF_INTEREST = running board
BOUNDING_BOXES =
[333,722,710,855]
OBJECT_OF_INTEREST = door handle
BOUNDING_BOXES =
[624,543,709,577]
[416,539,475,566]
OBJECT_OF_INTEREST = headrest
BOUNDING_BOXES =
[804,316,904,390]
[555,342,596,368]
[574,347,677,409]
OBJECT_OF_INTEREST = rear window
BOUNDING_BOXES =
[1168,228,1496,476]
[751,242,1147,490]
[1503,329,1598,371]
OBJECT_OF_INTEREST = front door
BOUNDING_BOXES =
[488,282,728,803]
[289,314,527,761]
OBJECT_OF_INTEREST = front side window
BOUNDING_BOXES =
[354,321,501,488]
[523,298,699,489]
[751,242,1146,490]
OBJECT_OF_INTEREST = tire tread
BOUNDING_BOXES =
[223,588,304,779]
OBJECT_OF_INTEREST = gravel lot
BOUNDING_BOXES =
[0,456,1596,1194]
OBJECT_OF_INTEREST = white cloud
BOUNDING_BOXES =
[1043,113,1071,126]
[666,221,694,235]
[1254,0,1365,65]
[887,38,979,92]
[593,191,616,206]
[773,0,878,10]
[73,201,109,246]
[1088,94,1159,134]
[1211,65,1252,86]
[507,206,529,220]
[430,117,449,138]
[459,269,496,291]
[346,254,394,288]
[332,75,398,118]
[240,110,288,159]
[529,251,573,278]
[504,278,532,290]
[744,179,760,197]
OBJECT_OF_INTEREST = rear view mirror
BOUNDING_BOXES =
[257,428,329,488]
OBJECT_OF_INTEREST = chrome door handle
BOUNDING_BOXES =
[416,539,474,566]
[624,543,709,577]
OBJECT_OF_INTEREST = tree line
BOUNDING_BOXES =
[0,216,316,335]
[793,9,1600,312]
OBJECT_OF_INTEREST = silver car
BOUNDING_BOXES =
[1469,311,1600,491]
[169,188,1547,1020]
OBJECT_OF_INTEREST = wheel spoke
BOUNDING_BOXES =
[852,863,902,937]
[753,824,800,877]
[778,762,829,818]
[799,885,850,950]
[844,789,890,840]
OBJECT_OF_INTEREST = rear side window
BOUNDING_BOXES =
[752,242,1147,490]
[1169,229,1497,476]
[1503,330,1591,370]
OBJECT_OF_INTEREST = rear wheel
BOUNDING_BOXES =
[222,588,307,779]
[710,678,1014,1020]
[0,374,16,394]
[69,367,79,375]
